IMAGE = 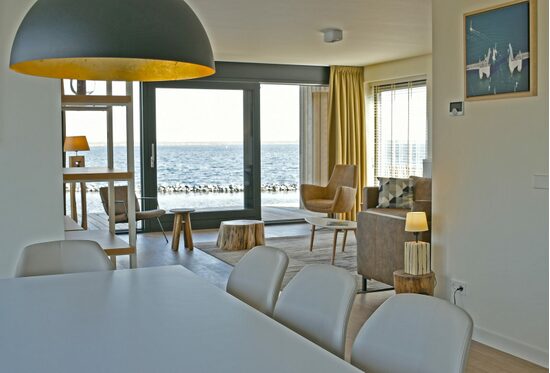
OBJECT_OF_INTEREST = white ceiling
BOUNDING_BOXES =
[187,0,432,67]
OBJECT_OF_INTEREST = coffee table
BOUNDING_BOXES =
[305,217,357,265]
[170,208,195,251]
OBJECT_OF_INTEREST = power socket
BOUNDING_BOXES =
[451,280,467,296]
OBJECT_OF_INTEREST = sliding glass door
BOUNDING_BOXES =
[142,81,260,229]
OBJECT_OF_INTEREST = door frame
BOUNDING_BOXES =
[141,80,261,230]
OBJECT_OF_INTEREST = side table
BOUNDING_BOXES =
[170,208,195,251]
[217,220,265,251]
[393,270,435,295]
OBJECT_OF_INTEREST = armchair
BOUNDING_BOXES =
[99,186,168,242]
[301,165,357,216]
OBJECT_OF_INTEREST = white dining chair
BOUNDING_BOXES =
[15,240,114,277]
[351,293,473,373]
[226,245,289,316]
[273,264,356,358]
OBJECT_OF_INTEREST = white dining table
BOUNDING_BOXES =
[0,265,360,373]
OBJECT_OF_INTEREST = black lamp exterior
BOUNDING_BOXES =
[10,0,215,81]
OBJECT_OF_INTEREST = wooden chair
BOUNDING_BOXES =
[300,164,357,217]
[99,186,168,242]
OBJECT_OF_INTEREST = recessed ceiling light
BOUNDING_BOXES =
[321,28,343,43]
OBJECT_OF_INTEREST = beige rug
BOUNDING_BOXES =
[196,230,390,291]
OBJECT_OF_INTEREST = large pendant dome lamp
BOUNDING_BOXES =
[10,0,215,82]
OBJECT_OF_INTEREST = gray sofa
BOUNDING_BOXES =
[356,177,432,290]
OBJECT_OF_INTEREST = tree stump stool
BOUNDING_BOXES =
[393,270,435,295]
[217,220,265,251]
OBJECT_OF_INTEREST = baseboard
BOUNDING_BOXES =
[473,326,549,368]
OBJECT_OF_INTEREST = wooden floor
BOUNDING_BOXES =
[113,224,546,373]
[85,206,323,230]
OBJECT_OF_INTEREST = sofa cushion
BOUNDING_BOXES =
[305,198,334,213]
[377,177,414,209]
[410,176,432,201]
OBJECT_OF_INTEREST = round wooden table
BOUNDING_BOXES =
[393,270,435,295]
[217,220,265,251]
[170,208,195,251]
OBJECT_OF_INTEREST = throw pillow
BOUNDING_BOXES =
[377,177,414,209]
[409,176,432,201]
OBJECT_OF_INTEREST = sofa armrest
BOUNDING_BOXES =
[362,187,379,210]
[412,200,432,223]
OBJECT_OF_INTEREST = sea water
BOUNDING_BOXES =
[67,143,299,213]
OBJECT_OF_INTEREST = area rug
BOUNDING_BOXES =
[196,230,390,292]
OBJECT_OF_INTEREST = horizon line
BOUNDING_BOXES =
[88,141,300,146]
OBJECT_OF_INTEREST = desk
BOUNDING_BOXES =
[63,215,84,231]
[0,266,360,373]
[64,230,135,268]
[62,167,137,268]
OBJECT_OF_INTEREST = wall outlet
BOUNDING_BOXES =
[451,280,467,296]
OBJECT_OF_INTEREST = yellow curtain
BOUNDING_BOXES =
[328,66,366,221]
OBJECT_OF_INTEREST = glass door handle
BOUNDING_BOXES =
[244,165,252,187]
[150,143,155,168]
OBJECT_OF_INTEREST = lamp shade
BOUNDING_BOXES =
[64,136,90,152]
[405,212,428,232]
[10,0,215,82]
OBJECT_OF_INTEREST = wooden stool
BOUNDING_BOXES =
[393,270,435,295]
[170,208,195,251]
[217,220,265,251]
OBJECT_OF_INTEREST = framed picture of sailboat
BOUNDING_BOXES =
[464,0,537,101]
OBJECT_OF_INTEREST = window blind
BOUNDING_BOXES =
[373,79,428,181]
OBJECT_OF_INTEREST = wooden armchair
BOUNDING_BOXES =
[99,186,168,242]
[300,165,357,216]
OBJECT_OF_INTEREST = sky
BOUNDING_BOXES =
[65,83,300,145]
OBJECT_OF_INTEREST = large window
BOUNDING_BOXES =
[370,79,428,184]
[260,84,300,210]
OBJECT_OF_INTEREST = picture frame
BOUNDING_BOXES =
[464,0,537,101]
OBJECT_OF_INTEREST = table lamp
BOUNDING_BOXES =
[405,212,428,242]
[64,136,90,167]
[404,212,430,275]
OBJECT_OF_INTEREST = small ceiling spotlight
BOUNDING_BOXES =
[322,28,343,43]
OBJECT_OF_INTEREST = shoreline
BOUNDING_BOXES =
[66,183,299,193]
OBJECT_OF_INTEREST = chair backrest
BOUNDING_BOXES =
[99,186,141,215]
[327,164,356,197]
[15,240,114,277]
[351,294,473,373]
[226,246,289,316]
[273,264,356,357]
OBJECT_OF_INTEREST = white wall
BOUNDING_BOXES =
[364,54,432,83]
[0,0,63,277]
[432,0,548,367]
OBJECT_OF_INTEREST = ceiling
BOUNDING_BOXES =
[186,0,432,67]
